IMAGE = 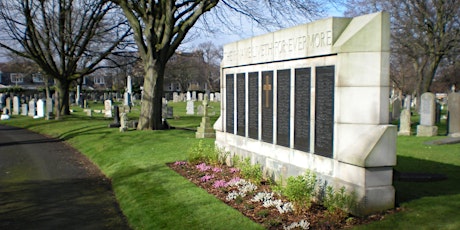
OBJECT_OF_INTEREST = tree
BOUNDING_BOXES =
[0,0,131,117]
[345,0,460,110]
[111,0,335,130]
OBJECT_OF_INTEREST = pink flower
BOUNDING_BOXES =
[230,168,240,173]
[213,180,228,188]
[212,167,222,173]
[196,163,211,172]
[174,161,186,166]
[200,174,214,182]
[228,177,241,185]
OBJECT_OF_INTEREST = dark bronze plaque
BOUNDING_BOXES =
[237,73,245,136]
[294,68,311,152]
[248,72,259,139]
[277,69,291,147]
[226,74,234,134]
[261,71,273,143]
[315,66,335,158]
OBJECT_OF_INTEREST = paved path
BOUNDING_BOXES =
[0,125,130,229]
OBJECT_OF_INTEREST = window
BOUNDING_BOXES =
[32,73,44,83]
[94,76,105,85]
[10,73,24,83]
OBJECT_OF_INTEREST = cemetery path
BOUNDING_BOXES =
[0,125,130,230]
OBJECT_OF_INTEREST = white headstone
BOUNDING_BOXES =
[21,104,28,116]
[198,93,203,101]
[197,105,204,116]
[36,99,45,118]
[192,91,197,101]
[404,95,411,110]
[186,91,191,101]
[416,92,438,136]
[127,75,132,94]
[12,96,20,115]
[215,92,221,102]
[173,92,179,102]
[398,109,411,136]
[186,101,194,115]
[28,99,36,117]
[104,100,112,118]
[448,92,460,137]
[210,93,215,101]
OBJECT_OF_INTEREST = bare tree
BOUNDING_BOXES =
[345,0,460,110]
[0,0,131,117]
[111,0,336,130]
[198,42,221,92]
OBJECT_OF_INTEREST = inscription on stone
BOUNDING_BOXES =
[226,74,234,134]
[315,66,335,158]
[277,69,291,147]
[294,68,311,152]
[248,72,259,139]
[262,71,274,143]
[237,73,246,136]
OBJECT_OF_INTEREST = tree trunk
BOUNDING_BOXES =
[55,78,71,117]
[137,60,166,130]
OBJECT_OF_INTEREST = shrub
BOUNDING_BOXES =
[281,170,317,212]
[322,186,355,214]
[187,140,219,165]
[237,157,263,185]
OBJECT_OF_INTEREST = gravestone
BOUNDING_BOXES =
[196,95,215,138]
[192,91,197,101]
[36,99,45,118]
[447,92,460,137]
[392,98,401,121]
[108,106,121,128]
[417,92,438,136]
[215,92,221,101]
[198,93,203,101]
[119,113,128,132]
[21,104,28,116]
[173,92,179,102]
[186,91,191,101]
[28,99,36,117]
[210,93,215,101]
[104,100,112,118]
[197,105,204,116]
[398,109,411,136]
[12,96,20,115]
[186,101,194,115]
[5,97,11,113]
[215,12,395,216]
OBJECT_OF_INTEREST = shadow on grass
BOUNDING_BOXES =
[0,178,130,230]
[394,155,460,205]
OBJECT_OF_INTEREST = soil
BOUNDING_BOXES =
[168,162,397,230]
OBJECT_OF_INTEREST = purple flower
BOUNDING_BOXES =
[196,163,211,172]
[228,177,241,185]
[230,168,240,173]
[212,167,222,173]
[200,174,214,182]
[174,161,186,166]
[213,180,228,188]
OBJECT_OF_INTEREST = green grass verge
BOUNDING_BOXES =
[2,104,460,229]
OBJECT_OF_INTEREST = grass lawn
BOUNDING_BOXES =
[2,103,460,229]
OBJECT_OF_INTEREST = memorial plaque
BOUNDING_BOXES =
[315,66,335,158]
[262,71,273,143]
[226,74,234,134]
[237,73,246,136]
[294,68,311,152]
[277,69,291,147]
[248,72,259,139]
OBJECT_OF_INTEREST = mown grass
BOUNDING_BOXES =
[2,104,460,229]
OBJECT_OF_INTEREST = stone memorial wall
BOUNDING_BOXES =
[214,12,396,216]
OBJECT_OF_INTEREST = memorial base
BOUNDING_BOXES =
[196,117,215,138]
[416,125,438,137]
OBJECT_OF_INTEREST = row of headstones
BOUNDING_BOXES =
[1,96,53,119]
[398,92,460,137]
[70,92,140,105]
[172,91,221,103]
[185,100,216,116]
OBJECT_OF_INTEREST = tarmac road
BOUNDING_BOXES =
[0,125,130,229]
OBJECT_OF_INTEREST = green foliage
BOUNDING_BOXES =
[281,171,317,211]
[322,186,355,215]
[187,140,219,165]
[256,209,270,218]
[237,157,263,185]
